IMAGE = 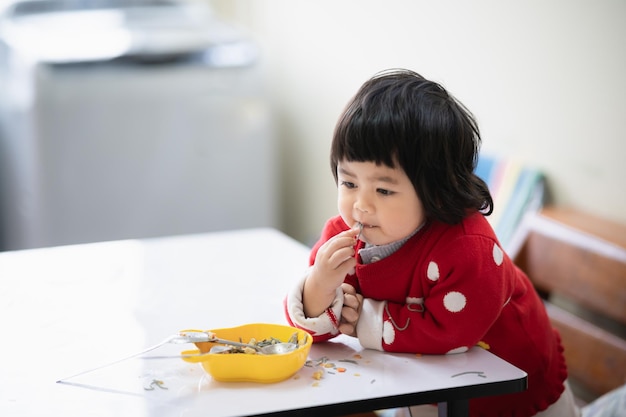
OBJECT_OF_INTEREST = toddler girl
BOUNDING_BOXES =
[285,69,578,417]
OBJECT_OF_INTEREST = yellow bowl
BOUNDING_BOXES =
[180,323,312,383]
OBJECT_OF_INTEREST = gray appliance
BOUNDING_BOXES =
[0,0,279,250]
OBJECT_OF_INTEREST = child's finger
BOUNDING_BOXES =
[335,227,360,239]
[341,305,359,322]
[338,322,355,336]
[341,283,357,295]
[328,246,355,268]
[343,293,360,310]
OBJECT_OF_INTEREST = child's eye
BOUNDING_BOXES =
[377,188,395,196]
[340,181,356,189]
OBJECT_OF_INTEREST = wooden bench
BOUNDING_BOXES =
[514,207,626,404]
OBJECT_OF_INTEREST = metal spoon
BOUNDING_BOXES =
[206,337,261,352]
[208,341,297,355]
[180,331,297,355]
[356,222,364,241]
[260,342,298,354]
[205,330,302,355]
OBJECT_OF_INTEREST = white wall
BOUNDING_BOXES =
[3,0,621,245]
[212,0,626,244]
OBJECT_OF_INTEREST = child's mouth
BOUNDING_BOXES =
[355,222,375,241]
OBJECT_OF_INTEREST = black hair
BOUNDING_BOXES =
[330,69,493,224]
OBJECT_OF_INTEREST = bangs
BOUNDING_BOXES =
[331,93,401,179]
[333,113,397,166]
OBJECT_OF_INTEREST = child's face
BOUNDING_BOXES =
[336,160,425,246]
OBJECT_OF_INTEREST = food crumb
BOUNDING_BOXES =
[337,367,346,373]
[144,379,168,391]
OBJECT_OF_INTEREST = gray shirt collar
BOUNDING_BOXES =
[358,223,424,264]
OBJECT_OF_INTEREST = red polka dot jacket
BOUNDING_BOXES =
[284,212,568,417]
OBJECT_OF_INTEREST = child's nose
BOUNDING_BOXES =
[354,194,373,213]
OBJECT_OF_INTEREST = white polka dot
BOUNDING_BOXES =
[382,320,396,344]
[443,291,466,313]
[427,261,440,281]
[492,243,504,266]
[446,346,469,355]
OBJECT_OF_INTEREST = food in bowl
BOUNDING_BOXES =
[180,323,312,383]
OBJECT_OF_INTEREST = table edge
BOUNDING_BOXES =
[249,373,528,416]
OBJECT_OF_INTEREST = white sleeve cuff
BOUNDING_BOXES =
[356,298,385,350]
[285,267,343,337]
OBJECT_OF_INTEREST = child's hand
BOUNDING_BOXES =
[303,227,359,318]
[309,227,359,292]
[339,283,363,337]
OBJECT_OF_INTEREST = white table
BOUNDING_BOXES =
[0,228,527,417]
